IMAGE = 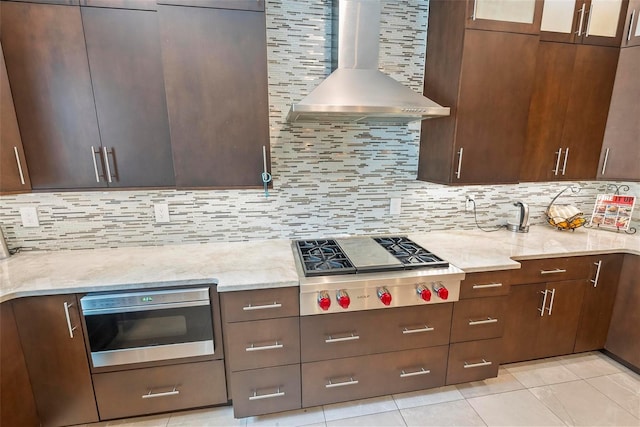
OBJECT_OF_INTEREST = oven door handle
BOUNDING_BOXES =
[82,299,210,315]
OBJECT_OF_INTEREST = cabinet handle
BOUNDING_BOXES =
[584,2,594,37]
[628,10,636,42]
[463,359,492,369]
[13,147,26,185]
[553,148,562,175]
[455,147,464,179]
[472,283,502,289]
[400,368,431,378]
[601,148,610,175]
[468,317,498,326]
[141,387,179,399]
[91,146,101,182]
[242,302,282,311]
[246,342,283,352]
[402,325,434,334]
[540,268,567,275]
[576,3,586,36]
[538,289,548,317]
[103,147,113,183]
[546,288,556,315]
[63,301,78,338]
[471,0,478,20]
[326,377,359,388]
[591,260,602,288]
[249,388,284,401]
[561,147,569,175]
[325,333,360,343]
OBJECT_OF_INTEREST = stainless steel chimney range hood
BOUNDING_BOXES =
[286,0,450,124]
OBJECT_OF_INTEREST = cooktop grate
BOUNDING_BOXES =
[374,236,449,268]
[295,239,356,276]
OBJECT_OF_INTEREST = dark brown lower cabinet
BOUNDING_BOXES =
[302,346,448,408]
[93,360,227,420]
[446,338,501,385]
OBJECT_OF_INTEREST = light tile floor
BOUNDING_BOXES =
[86,352,640,427]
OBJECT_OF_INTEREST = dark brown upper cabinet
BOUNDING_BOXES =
[540,0,630,47]
[419,0,538,185]
[465,0,544,34]
[79,0,157,10]
[158,3,271,188]
[156,0,264,11]
[622,0,640,46]
[0,42,31,194]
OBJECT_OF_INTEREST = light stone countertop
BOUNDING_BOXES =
[1,226,638,302]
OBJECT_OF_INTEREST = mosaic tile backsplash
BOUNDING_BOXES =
[0,0,638,251]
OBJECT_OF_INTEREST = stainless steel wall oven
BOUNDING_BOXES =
[80,287,216,368]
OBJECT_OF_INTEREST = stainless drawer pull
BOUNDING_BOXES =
[540,268,567,275]
[463,359,492,369]
[591,261,602,288]
[63,302,77,339]
[402,325,434,334]
[400,368,431,378]
[627,10,635,43]
[325,333,360,343]
[539,289,548,317]
[553,148,562,175]
[249,388,284,401]
[561,147,569,175]
[468,317,498,326]
[472,283,503,289]
[246,342,283,352]
[455,147,464,179]
[546,288,556,315]
[142,387,179,399]
[91,146,101,182]
[242,302,282,311]
[13,147,26,185]
[326,378,358,388]
[103,146,113,183]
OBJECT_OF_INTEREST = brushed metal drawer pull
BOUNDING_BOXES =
[627,10,635,43]
[325,333,360,343]
[242,302,282,311]
[400,368,431,378]
[249,387,284,401]
[540,268,567,275]
[463,359,492,369]
[91,146,101,182]
[539,289,548,317]
[472,283,503,289]
[246,342,283,352]
[103,146,113,183]
[142,387,179,399]
[546,288,556,315]
[13,147,26,185]
[468,317,498,326]
[591,261,602,287]
[326,378,358,388]
[63,302,77,339]
[402,325,434,334]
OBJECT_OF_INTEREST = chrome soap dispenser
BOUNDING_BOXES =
[507,201,530,233]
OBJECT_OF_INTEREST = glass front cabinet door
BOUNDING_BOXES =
[466,0,543,34]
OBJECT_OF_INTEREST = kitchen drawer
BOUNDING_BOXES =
[225,317,300,371]
[302,346,448,407]
[300,304,452,362]
[512,257,591,284]
[450,296,508,343]
[230,364,301,418]
[459,270,512,299]
[221,287,299,322]
[446,338,501,385]
[92,360,227,420]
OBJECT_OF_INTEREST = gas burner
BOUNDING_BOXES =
[296,239,356,276]
[374,236,449,269]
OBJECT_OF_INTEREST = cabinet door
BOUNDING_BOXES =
[502,283,546,363]
[453,30,537,184]
[13,295,99,427]
[81,6,175,187]
[0,42,31,194]
[466,0,543,34]
[1,1,106,190]
[623,0,640,46]
[581,0,629,46]
[574,254,623,352]
[598,46,640,181]
[536,280,586,358]
[159,4,270,188]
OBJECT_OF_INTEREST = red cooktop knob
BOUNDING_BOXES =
[433,282,449,300]
[318,291,331,311]
[336,290,351,309]
[418,286,432,301]
[377,287,392,306]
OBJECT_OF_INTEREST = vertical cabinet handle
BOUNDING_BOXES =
[13,147,26,185]
[591,260,602,287]
[601,148,610,175]
[553,148,562,175]
[585,2,594,37]
[91,146,101,183]
[561,147,569,175]
[538,289,548,317]
[546,288,556,315]
[576,3,586,36]
[455,147,464,179]
[471,0,478,20]
[103,147,113,183]
[628,10,636,43]
[63,301,78,338]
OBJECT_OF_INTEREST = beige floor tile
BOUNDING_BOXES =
[467,389,564,426]
[392,385,463,409]
[530,379,639,426]
[505,358,580,388]
[400,399,485,427]
[587,372,640,419]
[245,406,325,427]
[326,410,406,427]
[167,406,246,426]
[559,352,624,379]
[323,396,397,422]
[456,368,525,399]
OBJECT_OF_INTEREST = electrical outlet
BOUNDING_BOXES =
[20,206,40,227]
[465,194,475,213]
[154,203,170,223]
[390,198,402,215]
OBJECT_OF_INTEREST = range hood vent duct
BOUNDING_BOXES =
[286,0,450,124]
